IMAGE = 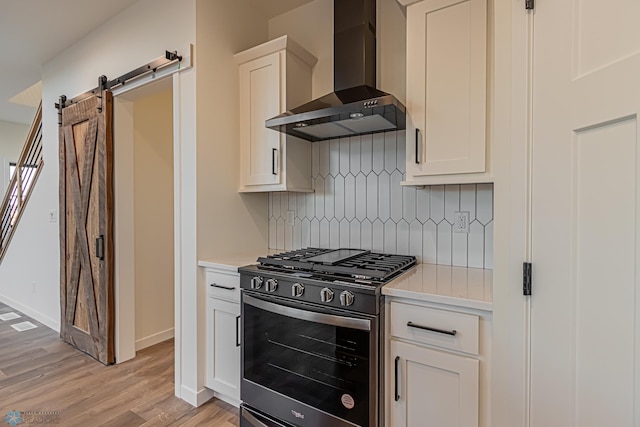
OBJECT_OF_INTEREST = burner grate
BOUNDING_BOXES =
[257,248,416,282]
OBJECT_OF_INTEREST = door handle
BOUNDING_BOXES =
[415,129,421,164]
[394,356,400,401]
[95,235,104,260]
[272,148,278,175]
[236,315,241,347]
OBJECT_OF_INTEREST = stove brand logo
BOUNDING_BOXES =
[291,410,305,420]
[341,393,355,409]
[5,411,22,426]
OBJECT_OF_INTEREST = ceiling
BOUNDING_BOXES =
[0,0,314,125]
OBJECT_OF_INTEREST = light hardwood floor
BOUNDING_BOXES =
[0,302,239,426]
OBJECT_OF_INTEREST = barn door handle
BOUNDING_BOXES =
[415,129,421,164]
[394,356,400,401]
[95,235,104,260]
[235,315,241,347]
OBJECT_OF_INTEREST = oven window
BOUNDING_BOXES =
[243,297,371,426]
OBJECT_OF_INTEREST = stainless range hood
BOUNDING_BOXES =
[265,0,406,142]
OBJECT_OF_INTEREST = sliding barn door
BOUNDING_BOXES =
[59,93,114,365]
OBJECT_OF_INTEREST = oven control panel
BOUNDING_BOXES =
[239,267,379,315]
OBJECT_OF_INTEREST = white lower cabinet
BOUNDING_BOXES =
[386,299,490,427]
[204,268,241,406]
[390,340,478,427]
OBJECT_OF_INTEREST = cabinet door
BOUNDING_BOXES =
[239,51,282,186]
[390,339,478,427]
[205,297,241,403]
[405,0,487,178]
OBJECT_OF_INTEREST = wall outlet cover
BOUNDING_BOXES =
[454,211,470,233]
[286,210,295,226]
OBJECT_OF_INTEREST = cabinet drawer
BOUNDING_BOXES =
[206,270,240,302]
[390,301,479,355]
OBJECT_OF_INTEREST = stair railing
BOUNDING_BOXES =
[0,102,43,262]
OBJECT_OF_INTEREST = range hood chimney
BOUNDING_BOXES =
[265,0,406,142]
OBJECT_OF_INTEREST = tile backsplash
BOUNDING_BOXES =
[268,131,494,269]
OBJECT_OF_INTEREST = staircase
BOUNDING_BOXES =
[0,102,43,262]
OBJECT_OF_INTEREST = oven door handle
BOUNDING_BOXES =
[243,294,372,331]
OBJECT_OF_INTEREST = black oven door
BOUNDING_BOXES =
[242,292,378,427]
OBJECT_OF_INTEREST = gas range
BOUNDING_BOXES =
[238,248,416,315]
[239,248,415,427]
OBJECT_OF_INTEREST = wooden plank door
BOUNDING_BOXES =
[530,1,640,426]
[59,92,114,365]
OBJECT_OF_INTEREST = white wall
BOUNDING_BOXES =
[269,0,333,98]
[133,88,175,349]
[0,120,30,196]
[192,0,270,406]
[195,0,270,261]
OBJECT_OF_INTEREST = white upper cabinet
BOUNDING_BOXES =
[400,0,491,186]
[235,36,317,192]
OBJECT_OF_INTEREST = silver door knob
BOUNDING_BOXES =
[251,276,263,289]
[320,287,334,303]
[265,278,278,292]
[292,283,305,297]
[340,291,355,307]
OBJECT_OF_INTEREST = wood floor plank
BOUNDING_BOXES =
[0,302,239,426]
[95,409,147,427]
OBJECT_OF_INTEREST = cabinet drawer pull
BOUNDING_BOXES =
[236,315,241,347]
[415,129,421,164]
[210,283,235,291]
[394,356,400,401]
[407,321,457,336]
[272,148,278,175]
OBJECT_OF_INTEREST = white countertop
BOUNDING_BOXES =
[198,253,263,272]
[383,264,493,311]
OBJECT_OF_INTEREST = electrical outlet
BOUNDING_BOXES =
[454,211,470,233]
[48,209,57,223]
[286,210,295,226]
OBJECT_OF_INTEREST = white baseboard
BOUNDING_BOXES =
[180,384,216,407]
[0,293,59,332]
[135,327,174,351]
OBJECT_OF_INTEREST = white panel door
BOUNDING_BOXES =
[390,339,479,427]
[531,1,640,426]
[239,51,282,186]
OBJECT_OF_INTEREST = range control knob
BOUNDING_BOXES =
[251,276,263,290]
[292,283,305,297]
[339,291,355,307]
[320,287,335,303]
[265,278,278,292]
